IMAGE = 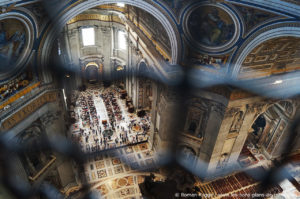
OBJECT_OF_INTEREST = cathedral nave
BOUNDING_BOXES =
[1,1,300,199]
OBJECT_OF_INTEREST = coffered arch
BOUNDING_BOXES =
[230,23,300,79]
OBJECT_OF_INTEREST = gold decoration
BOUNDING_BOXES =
[1,91,58,131]
[85,62,99,69]
[0,82,41,110]
[116,65,124,71]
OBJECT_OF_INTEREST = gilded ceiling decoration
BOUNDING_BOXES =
[187,5,235,47]
[239,37,300,79]
[183,3,240,54]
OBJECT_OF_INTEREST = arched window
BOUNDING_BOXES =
[118,30,127,50]
[81,27,95,46]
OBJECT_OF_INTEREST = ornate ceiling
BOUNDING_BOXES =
[239,37,300,79]
[0,0,300,92]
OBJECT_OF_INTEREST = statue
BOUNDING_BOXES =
[230,111,244,133]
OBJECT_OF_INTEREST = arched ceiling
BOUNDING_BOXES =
[1,0,300,89]
[239,37,300,79]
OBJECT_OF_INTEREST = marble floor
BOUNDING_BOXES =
[69,85,161,199]
[83,142,165,199]
[237,142,300,199]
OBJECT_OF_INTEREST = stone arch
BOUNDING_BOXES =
[277,100,295,118]
[137,59,150,76]
[230,23,300,78]
[39,0,181,83]
[245,100,295,159]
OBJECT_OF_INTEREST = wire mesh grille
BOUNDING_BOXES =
[0,1,300,199]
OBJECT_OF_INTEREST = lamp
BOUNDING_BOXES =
[116,65,124,71]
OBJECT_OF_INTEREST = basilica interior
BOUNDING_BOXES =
[1,0,300,199]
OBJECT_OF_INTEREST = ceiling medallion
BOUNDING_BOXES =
[184,3,240,53]
[0,13,33,82]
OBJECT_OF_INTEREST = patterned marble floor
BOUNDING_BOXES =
[82,142,163,199]
[83,143,157,183]
[68,85,160,198]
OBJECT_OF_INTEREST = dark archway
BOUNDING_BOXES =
[85,65,98,83]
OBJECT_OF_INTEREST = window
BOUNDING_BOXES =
[118,30,127,50]
[117,3,125,7]
[82,27,95,46]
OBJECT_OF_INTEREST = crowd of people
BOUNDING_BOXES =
[101,90,122,129]
[78,95,99,127]
[70,86,151,153]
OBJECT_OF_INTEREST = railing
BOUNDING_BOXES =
[28,155,57,182]
[0,84,56,121]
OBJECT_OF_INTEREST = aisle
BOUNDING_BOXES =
[70,85,151,153]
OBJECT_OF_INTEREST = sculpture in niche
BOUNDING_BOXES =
[0,19,27,72]
[217,153,229,169]
[18,123,53,177]
[229,111,244,133]
[251,115,266,141]
[188,5,235,46]
[185,100,208,138]
[186,110,203,137]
